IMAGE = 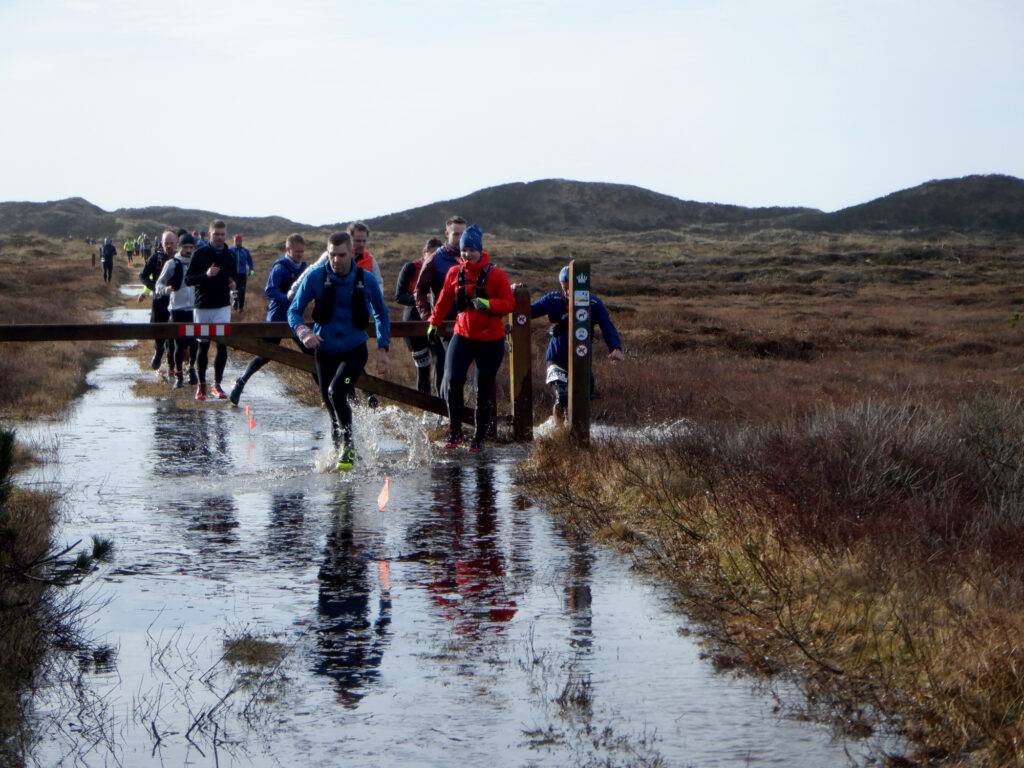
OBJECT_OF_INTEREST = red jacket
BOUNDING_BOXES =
[429,252,514,342]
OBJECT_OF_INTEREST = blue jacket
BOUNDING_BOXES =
[231,245,254,277]
[264,255,306,322]
[531,290,621,369]
[288,262,391,354]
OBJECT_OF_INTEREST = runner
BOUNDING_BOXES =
[99,238,116,283]
[230,234,254,311]
[530,265,624,426]
[154,232,199,389]
[288,231,390,471]
[184,220,237,400]
[395,237,444,394]
[138,232,174,379]
[415,215,467,394]
[427,224,514,452]
[228,233,308,405]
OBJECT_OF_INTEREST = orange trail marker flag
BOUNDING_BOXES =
[377,477,391,511]
[246,404,256,430]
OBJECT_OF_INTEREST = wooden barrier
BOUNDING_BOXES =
[0,314,539,441]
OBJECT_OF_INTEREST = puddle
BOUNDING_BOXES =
[13,346,899,767]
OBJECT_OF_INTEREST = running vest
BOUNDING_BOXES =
[455,263,494,312]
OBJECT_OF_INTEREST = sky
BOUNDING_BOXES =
[1,0,1021,226]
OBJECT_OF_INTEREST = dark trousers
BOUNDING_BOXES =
[169,309,198,372]
[151,297,170,363]
[443,335,504,441]
[102,260,113,283]
[233,274,248,311]
[197,341,228,384]
[315,345,369,437]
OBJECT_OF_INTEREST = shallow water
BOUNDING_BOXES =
[15,316,895,767]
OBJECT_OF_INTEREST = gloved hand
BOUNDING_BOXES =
[426,325,439,344]
[249,269,255,277]
[472,297,491,312]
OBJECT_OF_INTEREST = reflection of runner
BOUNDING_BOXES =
[418,464,518,639]
[314,495,391,708]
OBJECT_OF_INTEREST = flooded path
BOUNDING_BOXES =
[16,311,887,767]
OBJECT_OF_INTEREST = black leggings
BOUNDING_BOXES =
[197,341,227,384]
[102,260,113,283]
[443,335,504,441]
[169,309,198,372]
[315,345,369,436]
[151,298,170,362]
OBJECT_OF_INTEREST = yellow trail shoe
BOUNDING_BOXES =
[336,440,356,472]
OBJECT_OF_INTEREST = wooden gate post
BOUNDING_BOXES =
[567,260,591,444]
[508,285,533,442]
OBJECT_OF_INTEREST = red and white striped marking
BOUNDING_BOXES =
[178,324,231,337]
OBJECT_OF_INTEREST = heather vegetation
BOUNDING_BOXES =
[4,220,1024,764]
[504,230,1024,766]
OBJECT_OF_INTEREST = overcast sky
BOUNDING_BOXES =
[1,0,1020,226]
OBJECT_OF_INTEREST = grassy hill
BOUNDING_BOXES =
[1,175,1022,239]
[793,174,1024,234]
[364,179,816,234]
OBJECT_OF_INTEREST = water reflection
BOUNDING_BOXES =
[152,403,233,476]
[264,491,319,569]
[562,530,595,652]
[313,486,392,708]
[416,464,519,640]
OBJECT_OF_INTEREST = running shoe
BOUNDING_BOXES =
[228,378,244,406]
[211,382,228,400]
[444,432,465,450]
[468,439,485,453]
[173,374,184,389]
[336,441,356,471]
[150,353,161,370]
[195,383,207,401]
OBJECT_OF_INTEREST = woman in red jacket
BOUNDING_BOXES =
[427,224,514,452]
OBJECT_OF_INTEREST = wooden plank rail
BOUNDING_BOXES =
[0,321,452,342]
[0,307,543,442]
[224,336,464,421]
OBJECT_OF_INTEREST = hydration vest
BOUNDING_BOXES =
[455,263,493,312]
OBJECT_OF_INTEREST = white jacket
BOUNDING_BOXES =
[155,255,195,311]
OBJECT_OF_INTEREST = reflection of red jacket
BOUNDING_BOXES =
[429,253,514,342]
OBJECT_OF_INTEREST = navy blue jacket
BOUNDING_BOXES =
[531,290,621,369]
[264,255,306,321]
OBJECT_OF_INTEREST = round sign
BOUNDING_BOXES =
[575,327,589,341]
[575,343,589,358]
[575,308,589,323]
[515,313,528,326]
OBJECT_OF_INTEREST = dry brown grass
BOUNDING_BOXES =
[0,234,123,420]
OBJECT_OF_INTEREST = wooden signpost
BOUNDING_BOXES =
[567,260,591,444]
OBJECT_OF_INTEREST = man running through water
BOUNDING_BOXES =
[288,232,390,471]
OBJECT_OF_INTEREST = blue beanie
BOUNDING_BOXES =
[460,223,483,252]
[558,266,570,282]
